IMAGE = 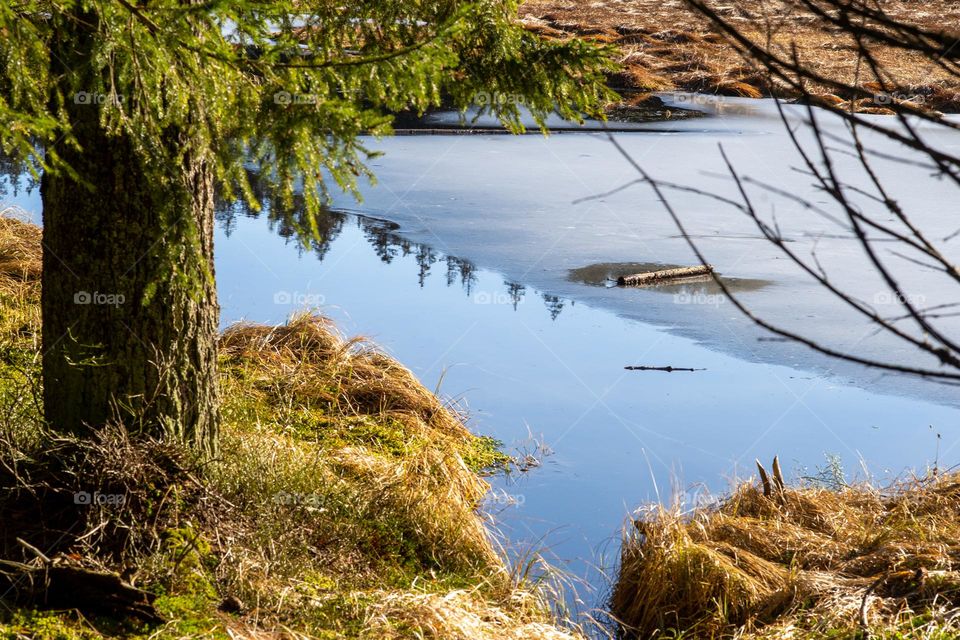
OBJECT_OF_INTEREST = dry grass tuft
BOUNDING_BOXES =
[612,476,960,638]
[0,210,41,284]
[0,210,42,342]
[217,314,497,575]
[220,315,473,441]
[0,220,581,638]
[0,210,42,446]
[365,588,583,639]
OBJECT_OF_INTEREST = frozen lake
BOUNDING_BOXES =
[5,95,959,617]
[346,96,960,408]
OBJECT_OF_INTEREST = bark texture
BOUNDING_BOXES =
[40,10,220,453]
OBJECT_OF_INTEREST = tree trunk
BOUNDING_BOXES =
[40,16,220,452]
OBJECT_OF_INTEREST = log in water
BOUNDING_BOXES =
[617,264,713,286]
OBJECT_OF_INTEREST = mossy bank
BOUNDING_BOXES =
[0,214,581,639]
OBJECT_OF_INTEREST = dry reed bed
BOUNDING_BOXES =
[520,0,960,112]
[612,476,960,638]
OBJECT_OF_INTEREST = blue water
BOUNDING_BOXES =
[214,209,959,605]
[5,104,959,614]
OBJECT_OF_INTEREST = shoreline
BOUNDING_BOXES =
[520,0,960,113]
[0,216,589,639]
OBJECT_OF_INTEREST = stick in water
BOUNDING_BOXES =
[617,264,713,286]
[624,365,705,372]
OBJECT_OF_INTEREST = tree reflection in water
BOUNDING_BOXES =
[215,178,570,320]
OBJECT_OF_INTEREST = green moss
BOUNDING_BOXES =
[157,526,220,601]
[301,590,380,639]
[220,373,427,459]
[0,608,156,639]
[461,435,510,474]
[0,584,232,640]
[0,610,96,640]
[319,414,424,457]
[300,570,340,593]
[152,594,225,638]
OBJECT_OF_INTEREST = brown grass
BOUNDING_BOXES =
[0,217,584,639]
[612,476,960,638]
[219,317,475,443]
[520,0,960,111]
[365,588,584,640]
[0,210,41,283]
[0,209,42,443]
[217,314,500,576]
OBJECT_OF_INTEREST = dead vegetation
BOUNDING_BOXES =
[0,215,582,639]
[0,209,41,282]
[612,473,960,638]
[520,0,960,112]
[0,208,42,448]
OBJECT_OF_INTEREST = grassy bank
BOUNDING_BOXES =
[0,214,582,639]
[521,0,960,112]
[612,472,960,638]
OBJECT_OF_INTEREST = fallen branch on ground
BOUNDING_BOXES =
[0,556,163,623]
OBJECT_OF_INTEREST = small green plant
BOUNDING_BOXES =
[806,453,848,490]
[462,435,511,474]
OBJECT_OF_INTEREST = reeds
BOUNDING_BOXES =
[612,476,960,638]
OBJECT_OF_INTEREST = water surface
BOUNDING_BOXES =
[5,96,959,617]
[214,207,960,608]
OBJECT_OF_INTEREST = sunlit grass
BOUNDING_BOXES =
[0,216,585,639]
[613,473,960,638]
